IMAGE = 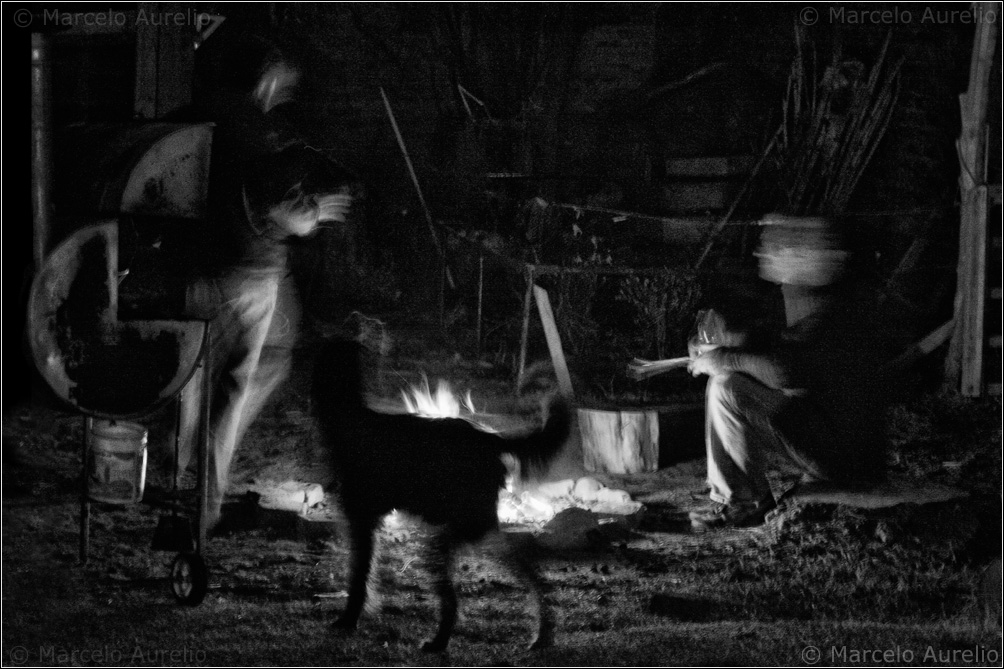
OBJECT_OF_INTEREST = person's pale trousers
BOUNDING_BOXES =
[704,372,827,505]
[177,268,295,520]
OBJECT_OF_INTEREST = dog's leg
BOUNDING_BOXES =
[496,531,553,651]
[335,517,378,631]
[420,530,458,653]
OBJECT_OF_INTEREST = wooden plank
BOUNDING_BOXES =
[551,201,706,226]
[946,6,997,396]
[475,253,484,352]
[960,186,989,396]
[132,3,195,119]
[155,3,195,117]
[529,263,676,278]
[533,285,575,399]
[695,126,783,269]
[443,226,688,278]
[882,319,955,376]
[132,4,159,119]
[664,155,755,177]
[515,268,535,391]
[57,10,139,36]
[380,87,446,267]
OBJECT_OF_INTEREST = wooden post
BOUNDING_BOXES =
[31,32,54,269]
[134,2,195,119]
[533,285,575,399]
[946,6,997,396]
[475,253,484,353]
[79,416,92,564]
[197,326,211,553]
[882,319,956,376]
[516,266,536,391]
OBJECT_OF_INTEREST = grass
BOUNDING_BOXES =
[2,350,1001,666]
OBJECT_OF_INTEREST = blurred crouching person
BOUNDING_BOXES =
[687,215,890,530]
[175,37,356,529]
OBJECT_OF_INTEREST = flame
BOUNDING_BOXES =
[400,377,493,433]
[401,377,475,418]
[395,380,640,529]
[400,378,556,524]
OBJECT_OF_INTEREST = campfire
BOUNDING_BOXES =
[401,377,488,428]
[399,379,643,528]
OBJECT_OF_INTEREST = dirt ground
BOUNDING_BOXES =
[2,321,1002,667]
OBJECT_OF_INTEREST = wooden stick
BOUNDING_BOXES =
[694,126,781,269]
[475,252,484,353]
[533,284,575,399]
[626,356,691,380]
[882,319,955,376]
[79,415,91,564]
[379,87,449,268]
[516,267,535,391]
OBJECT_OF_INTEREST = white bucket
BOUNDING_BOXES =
[88,420,148,505]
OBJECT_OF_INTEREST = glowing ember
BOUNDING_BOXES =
[497,477,557,525]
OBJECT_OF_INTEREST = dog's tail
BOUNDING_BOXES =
[498,395,572,483]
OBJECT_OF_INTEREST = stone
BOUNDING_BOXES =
[253,481,325,512]
[573,477,605,501]
[297,512,345,542]
[538,507,602,550]
[537,479,575,498]
[595,487,632,505]
[592,500,644,517]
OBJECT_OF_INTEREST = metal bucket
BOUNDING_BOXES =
[88,420,148,505]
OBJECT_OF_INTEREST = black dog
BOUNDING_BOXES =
[311,339,571,652]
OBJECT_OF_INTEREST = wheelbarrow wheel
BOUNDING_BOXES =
[170,552,208,606]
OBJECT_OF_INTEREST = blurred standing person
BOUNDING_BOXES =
[175,34,355,529]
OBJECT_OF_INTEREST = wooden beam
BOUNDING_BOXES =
[946,5,997,396]
[31,33,54,268]
[664,155,755,177]
[959,186,988,397]
[133,3,195,119]
[533,285,575,400]
[882,319,955,376]
[515,267,535,391]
